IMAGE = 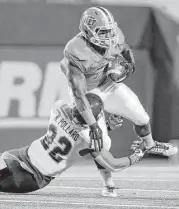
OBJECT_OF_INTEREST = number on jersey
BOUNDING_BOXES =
[41,124,72,163]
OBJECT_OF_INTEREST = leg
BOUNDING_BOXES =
[0,151,39,193]
[103,83,178,156]
[0,158,17,193]
[103,83,154,146]
[93,116,117,197]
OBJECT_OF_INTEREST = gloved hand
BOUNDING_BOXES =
[128,149,145,165]
[89,122,103,152]
[106,114,123,131]
[130,138,145,151]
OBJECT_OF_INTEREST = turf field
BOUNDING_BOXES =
[0,159,179,209]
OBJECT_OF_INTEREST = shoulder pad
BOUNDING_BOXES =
[52,100,69,115]
[116,27,125,46]
[64,34,92,72]
[64,34,87,58]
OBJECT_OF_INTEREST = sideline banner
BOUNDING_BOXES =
[0,46,71,128]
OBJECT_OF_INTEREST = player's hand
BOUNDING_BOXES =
[106,114,123,131]
[130,138,144,151]
[129,149,145,165]
[89,123,103,152]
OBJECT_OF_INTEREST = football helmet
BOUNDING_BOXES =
[72,93,104,126]
[79,6,118,48]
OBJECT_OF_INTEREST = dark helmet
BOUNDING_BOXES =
[72,93,104,125]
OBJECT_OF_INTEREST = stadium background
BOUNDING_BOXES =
[0,0,179,159]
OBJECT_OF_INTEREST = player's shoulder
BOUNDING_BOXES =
[64,33,88,59]
[116,27,125,45]
[52,100,69,115]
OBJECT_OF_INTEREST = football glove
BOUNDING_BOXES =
[128,149,144,165]
[106,114,123,131]
[89,122,103,152]
[130,138,145,151]
[107,55,135,83]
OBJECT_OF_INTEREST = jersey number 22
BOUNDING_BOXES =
[41,124,72,163]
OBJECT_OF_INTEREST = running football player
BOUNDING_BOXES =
[0,93,145,196]
[60,6,178,197]
[60,6,177,156]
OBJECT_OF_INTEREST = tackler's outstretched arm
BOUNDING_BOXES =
[90,148,144,172]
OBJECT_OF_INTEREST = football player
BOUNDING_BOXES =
[60,6,177,156]
[60,6,178,197]
[0,93,145,196]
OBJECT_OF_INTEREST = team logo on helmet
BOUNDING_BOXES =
[86,16,96,26]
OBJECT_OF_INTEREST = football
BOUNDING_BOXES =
[107,55,127,82]
[107,55,132,83]
[107,65,127,83]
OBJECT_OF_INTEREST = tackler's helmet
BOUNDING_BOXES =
[72,93,104,126]
[79,6,118,48]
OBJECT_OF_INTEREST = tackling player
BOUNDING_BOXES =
[0,93,144,196]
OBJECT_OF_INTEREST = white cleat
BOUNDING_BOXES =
[147,141,178,157]
[101,186,117,197]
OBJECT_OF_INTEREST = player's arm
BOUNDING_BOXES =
[61,60,103,151]
[107,42,135,84]
[120,43,135,72]
[66,62,96,125]
[90,148,144,172]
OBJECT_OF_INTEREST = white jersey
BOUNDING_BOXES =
[28,100,108,177]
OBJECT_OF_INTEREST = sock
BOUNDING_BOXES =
[99,169,115,187]
[134,123,155,149]
[142,133,155,149]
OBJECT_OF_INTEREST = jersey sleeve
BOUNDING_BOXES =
[64,43,86,73]
[116,27,135,64]
[116,27,125,47]
[51,100,68,115]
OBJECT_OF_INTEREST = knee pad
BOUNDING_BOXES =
[134,112,150,126]
[134,122,151,137]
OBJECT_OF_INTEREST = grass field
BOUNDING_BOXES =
[0,159,179,209]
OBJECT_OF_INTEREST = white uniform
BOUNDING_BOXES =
[28,100,110,177]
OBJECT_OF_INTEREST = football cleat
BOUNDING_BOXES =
[147,141,178,157]
[101,186,118,197]
[131,139,178,157]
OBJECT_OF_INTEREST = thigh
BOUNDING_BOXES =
[1,150,40,193]
[103,83,149,125]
